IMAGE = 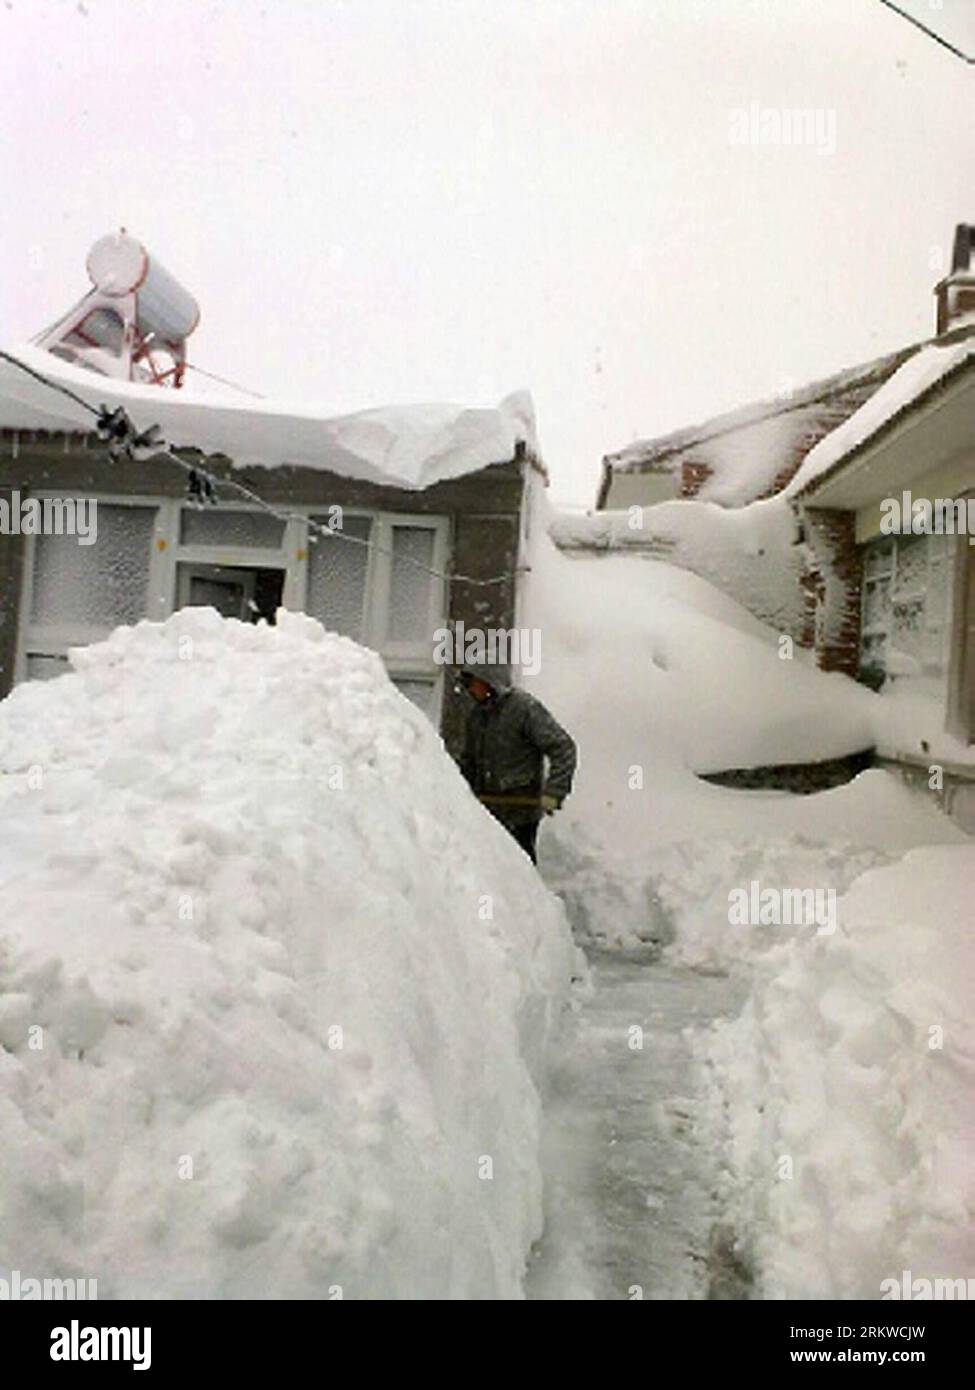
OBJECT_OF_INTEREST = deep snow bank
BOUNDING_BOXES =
[696,845,975,1298]
[0,608,576,1299]
[522,492,969,873]
[528,497,962,960]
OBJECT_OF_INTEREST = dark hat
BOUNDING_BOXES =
[454,665,509,693]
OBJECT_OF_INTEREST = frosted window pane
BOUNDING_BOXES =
[392,678,437,720]
[180,509,285,548]
[388,526,436,642]
[31,504,154,627]
[862,578,891,631]
[306,515,370,640]
[892,595,925,658]
[892,534,927,599]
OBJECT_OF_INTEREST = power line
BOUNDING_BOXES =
[876,0,973,62]
[0,348,103,419]
[0,346,518,589]
[183,362,266,399]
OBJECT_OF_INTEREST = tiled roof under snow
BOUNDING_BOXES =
[599,344,918,508]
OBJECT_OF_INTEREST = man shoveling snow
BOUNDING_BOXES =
[455,666,577,865]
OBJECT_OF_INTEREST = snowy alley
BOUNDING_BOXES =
[1,0,974,1342]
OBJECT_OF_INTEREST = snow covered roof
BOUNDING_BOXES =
[598,344,915,508]
[787,329,975,498]
[0,342,538,491]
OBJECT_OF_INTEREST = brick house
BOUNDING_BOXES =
[0,350,544,761]
[578,223,975,825]
[788,329,975,827]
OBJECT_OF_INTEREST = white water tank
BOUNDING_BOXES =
[86,230,200,344]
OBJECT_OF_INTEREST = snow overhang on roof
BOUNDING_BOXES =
[0,343,538,491]
[788,331,975,507]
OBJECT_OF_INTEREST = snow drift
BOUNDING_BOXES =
[521,500,887,859]
[696,845,975,1299]
[0,608,576,1299]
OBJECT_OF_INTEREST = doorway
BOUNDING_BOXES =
[176,563,285,625]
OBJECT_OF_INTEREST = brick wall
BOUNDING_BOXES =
[680,459,712,498]
[799,506,863,675]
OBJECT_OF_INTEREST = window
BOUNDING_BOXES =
[23,501,157,674]
[859,533,954,681]
[180,508,286,549]
[305,515,371,640]
[303,512,448,719]
[31,503,155,629]
[387,525,436,642]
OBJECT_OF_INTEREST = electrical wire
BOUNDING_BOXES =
[0,348,104,419]
[0,346,520,589]
[182,362,266,398]
[876,0,973,62]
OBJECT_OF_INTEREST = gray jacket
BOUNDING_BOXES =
[460,686,577,824]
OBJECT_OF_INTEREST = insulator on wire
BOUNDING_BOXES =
[186,469,216,505]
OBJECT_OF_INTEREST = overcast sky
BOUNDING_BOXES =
[1,0,972,503]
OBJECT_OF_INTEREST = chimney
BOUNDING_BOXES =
[935,223,975,335]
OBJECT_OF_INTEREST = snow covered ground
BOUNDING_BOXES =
[0,608,578,1298]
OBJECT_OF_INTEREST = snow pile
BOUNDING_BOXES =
[788,334,975,496]
[0,608,576,1299]
[0,342,536,489]
[696,845,975,1299]
[656,837,893,973]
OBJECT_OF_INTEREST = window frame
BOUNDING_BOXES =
[16,491,167,681]
[859,531,956,680]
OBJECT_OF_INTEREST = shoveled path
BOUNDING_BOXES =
[525,946,750,1301]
